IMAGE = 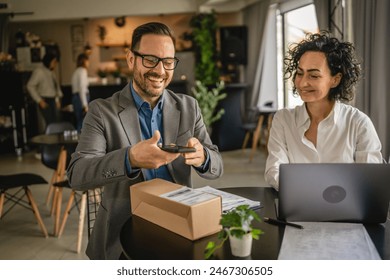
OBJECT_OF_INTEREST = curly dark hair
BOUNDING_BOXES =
[284,31,361,101]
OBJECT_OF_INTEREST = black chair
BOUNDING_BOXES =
[241,107,274,162]
[41,121,76,208]
[40,121,76,237]
[0,173,49,238]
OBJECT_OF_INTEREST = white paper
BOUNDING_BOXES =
[197,186,261,212]
[278,222,381,260]
[160,186,261,211]
[160,186,218,206]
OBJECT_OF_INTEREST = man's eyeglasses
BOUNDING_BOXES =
[133,51,179,70]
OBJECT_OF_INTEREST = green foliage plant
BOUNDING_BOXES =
[110,69,121,78]
[97,25,107,42]
[190,10,220,85]
[191,80,227,128]
[204,204,264,259]
[97,69,108,78]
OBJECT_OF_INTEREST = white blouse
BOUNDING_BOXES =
[265,102,383,190]
[71,67,89,107]
[27,65,63,103]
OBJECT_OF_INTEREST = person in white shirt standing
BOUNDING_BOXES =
[71,53,90,132]
[265,31,383,190]
[27,53,63,129]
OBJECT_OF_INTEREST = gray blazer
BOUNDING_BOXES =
[67,84,223,259]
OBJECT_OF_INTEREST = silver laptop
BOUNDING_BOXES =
[278,163,390,224]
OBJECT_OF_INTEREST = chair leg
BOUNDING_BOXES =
[50,186,59,216]
[53,187,63,237]
[52,147,67,237]
[0,192,4,218]
[58,191,75,237]
[242,132,250,150]
[265,113,274,153]
[45,170,57,206]
[249,114,264,162]
[24,187,49,238]
[77,192,87,253]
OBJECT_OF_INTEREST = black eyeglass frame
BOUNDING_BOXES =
[132,51,179,70]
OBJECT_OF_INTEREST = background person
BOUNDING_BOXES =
[67,22,223,259]
[27,52,63,129]
[71,53,90,132]
[265,31,382,190]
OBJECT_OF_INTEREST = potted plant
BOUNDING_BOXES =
[97,69,108,85]
[189,11,220,85]
[110,69,121,84]
[191,80,227,130]
[97,25,107,43]
[204,204,264,259]
[190,11,227,134]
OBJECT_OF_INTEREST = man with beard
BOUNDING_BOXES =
[67,22,223,259]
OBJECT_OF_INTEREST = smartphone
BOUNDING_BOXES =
[160,144,196,153]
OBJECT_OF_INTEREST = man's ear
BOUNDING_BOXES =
[331,73,342,88]
[126,51,134,69]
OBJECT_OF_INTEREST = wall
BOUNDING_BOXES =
[7,12,242,85]
[4,0,257,21]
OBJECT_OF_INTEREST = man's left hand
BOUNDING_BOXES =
[182,138,206,167]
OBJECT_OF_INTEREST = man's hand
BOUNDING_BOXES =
[128,130,180,169]
[182,138,206,167]
[55,99,61,109]
[38,99,48,109]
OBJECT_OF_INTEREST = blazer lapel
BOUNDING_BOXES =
[162,91,180,145]
[118,86,142,146]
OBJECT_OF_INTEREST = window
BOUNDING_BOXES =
[276,2,319,109]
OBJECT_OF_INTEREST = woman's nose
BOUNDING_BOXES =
[297,75,309,87]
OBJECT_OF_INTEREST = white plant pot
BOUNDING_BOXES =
[229,232,253,257]
[101,77,108,85]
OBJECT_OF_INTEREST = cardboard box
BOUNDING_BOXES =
[130,179,222,240]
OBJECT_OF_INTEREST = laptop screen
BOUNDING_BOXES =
[278,163,390,224]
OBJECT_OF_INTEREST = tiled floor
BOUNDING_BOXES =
[0,147,268,260]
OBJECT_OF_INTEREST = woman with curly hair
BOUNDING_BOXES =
[265,31,382,190]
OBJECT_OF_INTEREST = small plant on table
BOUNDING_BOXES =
[205,204,264,259]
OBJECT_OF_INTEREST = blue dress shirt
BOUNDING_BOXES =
[125,82,210,181]
[125,82,173,181]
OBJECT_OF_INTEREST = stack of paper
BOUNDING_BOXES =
[197,186,261,212]
[278,222,381,260]
[159,186,218,206]
[160,185,261,212]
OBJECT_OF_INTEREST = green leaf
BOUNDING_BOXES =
[191,80,226,127]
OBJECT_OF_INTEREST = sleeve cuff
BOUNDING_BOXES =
[194,148,210,173]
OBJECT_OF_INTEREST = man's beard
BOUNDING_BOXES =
[133,66,169,99]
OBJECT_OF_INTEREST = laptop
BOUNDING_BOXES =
[277,163,390,224]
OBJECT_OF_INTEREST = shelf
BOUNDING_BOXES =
[96,43,130,49]
[112,55,126,61]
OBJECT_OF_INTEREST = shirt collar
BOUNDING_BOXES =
[130,81,164,111]
[296,103,310,128]
[296,101,339,128]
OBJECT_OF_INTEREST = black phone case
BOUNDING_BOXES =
[160,145,196,153]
